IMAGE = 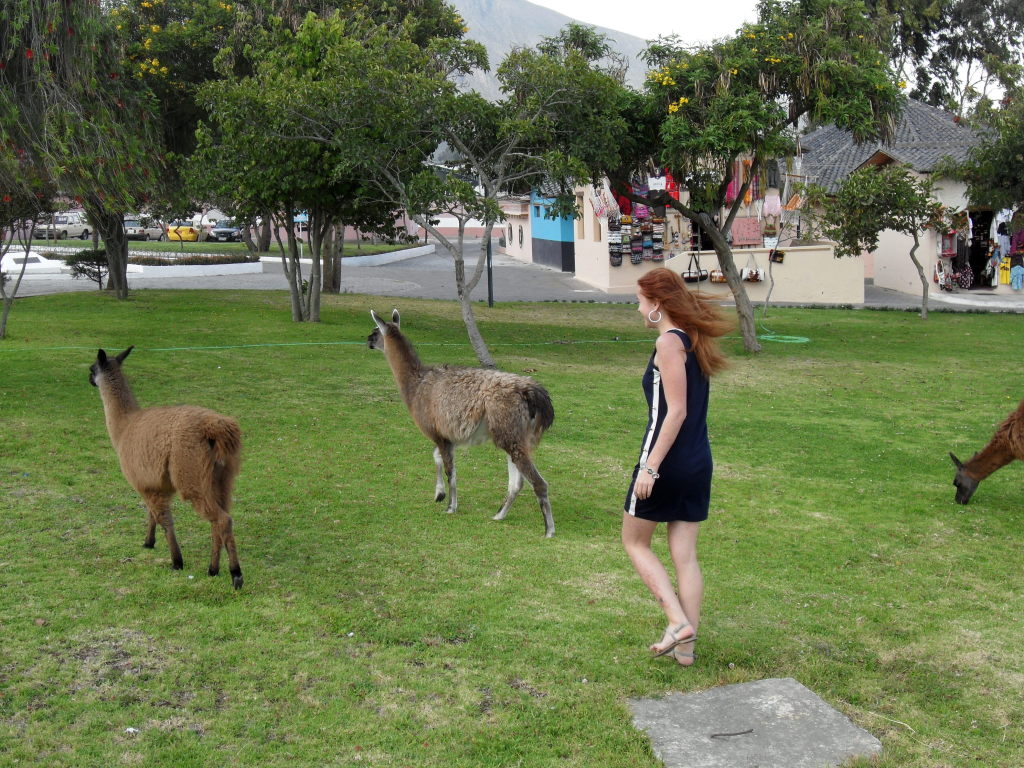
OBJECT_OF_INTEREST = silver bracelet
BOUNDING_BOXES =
[640,465,660,480]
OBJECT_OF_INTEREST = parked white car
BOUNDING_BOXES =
[38,211,91,240]
[124,216,166,241]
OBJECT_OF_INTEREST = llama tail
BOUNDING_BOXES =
[203,417,242,510]
[203,417,242,469]
[523,384,555,437]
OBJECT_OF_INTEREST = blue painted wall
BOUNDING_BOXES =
[530,191,575,271]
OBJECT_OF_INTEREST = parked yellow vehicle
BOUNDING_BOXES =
[166,221,204,242]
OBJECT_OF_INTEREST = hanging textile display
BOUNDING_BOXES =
[633,181,650,220]
[608,216,623,267]
[1000,256,1012,285]
[651,217,664,261]
[641,221,654,261]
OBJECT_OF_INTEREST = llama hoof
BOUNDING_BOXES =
[544,529,555,539]
[208,566,219,577]
[435,492,446,502]
[492,511,509,522]
[143,540,155,549]
[171,559,184,570]
[443,506,456,515]
[231,568,243,590]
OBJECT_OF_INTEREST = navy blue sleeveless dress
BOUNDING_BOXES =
[624,329,712,522]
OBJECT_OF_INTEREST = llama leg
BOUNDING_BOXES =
[433,446,446,502]
[144,492,183,569]
[143,509,158,549]
[195,499,243,590]
[511,452,554,538]
[438,442,457,515]
[493,454,524,521]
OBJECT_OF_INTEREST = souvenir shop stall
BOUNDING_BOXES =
[933,208,1023,295]
[571,164,865,305]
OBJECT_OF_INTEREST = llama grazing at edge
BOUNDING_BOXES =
[90,347,244,588]
[368,309,556,538]
[950,398,1024,505]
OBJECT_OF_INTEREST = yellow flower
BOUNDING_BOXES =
[160,66,168,75]
[730,68,738,75]
[144,38,152,49]
[141,1,152,7]
[678,97,689,104]
[150,24,160,33]
[746,33,756,39]
[668,103,680,113]
[898,79,907,89]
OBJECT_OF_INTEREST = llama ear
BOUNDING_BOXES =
[949,452,964,469]
[370,309,388,335]
[116,345,134,364]
[391,308,400,327]
[97,348,108,364]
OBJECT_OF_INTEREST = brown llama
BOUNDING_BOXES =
[950,398,1024,505]
[368,309,556,537]
[89,346,244,588]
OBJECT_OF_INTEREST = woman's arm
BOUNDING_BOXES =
[633,332,688,500]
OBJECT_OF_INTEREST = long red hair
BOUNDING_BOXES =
[637,268,731,377]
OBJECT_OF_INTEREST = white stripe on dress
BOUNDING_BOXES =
[628,366,661,516]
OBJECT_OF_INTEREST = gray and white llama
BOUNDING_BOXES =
[368,309,556,537]
[90,347,244,588]
[950,398,1024,505]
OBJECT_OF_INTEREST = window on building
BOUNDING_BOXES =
[534,205,540,217]
[518,225,523,246]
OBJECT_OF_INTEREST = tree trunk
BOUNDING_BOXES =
[909,233,928,320]
[88,207,129,299]
[322,223,342,294]
[274,212,307,321]
[258,215,272,252]
[412,214,496,367]
[702,215,761,352]
[0,240,31,340]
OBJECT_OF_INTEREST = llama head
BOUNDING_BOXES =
[89,346,134,387]
[949,452,979,504]
[367,309,400,351]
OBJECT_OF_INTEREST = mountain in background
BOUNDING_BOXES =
[447,0,651,100]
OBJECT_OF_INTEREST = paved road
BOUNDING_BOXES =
[12,243,1024,313]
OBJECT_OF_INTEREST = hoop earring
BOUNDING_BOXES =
[648,309,663,324]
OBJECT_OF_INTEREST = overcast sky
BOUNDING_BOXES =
[525,0,761,44]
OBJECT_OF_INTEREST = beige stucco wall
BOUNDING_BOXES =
[500,202,533,264]
[577,244,862,304]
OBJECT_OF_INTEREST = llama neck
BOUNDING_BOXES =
[98,372,140,442]
[384,331,425,405]
[964,436,1015,481]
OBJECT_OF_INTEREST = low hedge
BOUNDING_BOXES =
[128,253,256,266]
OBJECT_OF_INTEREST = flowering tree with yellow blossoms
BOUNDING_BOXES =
[603,0,904,352]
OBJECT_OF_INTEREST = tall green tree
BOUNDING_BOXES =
[324,22,624,366]
[0,0,165,299]
[869,0,1024,116]
[803,164,950,319]
[952,90,1024,210]
[193,10,425,321]
[601,0,903,352]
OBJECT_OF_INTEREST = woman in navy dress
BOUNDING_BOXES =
[622,268,730,666]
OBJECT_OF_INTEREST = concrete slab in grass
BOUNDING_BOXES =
[629,677,881,768]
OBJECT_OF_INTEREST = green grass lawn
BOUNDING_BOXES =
[1,291,1022,767]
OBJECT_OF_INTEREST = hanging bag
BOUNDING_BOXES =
[768,249,785,264]
[682,253,709,283]
[709,268,727,283]
[741,252,763,282]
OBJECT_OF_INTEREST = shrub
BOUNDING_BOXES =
[127,253,253,266]
[64,249,108,290]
